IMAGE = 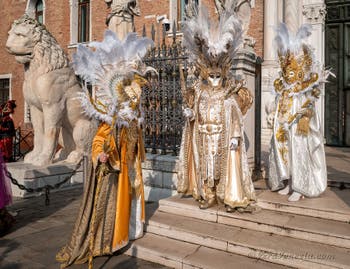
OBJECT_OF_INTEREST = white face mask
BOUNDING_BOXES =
[208,73,222,88]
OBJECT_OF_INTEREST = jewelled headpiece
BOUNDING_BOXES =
[182,3,243,79]
[73,30,154,127]
[275,24,315,83]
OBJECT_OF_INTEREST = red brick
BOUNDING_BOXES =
[0,0,263,127]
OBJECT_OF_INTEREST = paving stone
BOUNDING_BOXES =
[2,188,172,269]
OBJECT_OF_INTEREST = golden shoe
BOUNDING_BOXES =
[199,198,216,209]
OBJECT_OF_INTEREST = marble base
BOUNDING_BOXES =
[142,153,258,202]
[142,153,179,202]
[6,161,84,198]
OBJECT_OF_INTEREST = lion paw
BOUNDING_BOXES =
[31,155,52,167]
[24,151,40,164]
[66,151,83,164]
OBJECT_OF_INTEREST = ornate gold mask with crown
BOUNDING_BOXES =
[278,45,313,85]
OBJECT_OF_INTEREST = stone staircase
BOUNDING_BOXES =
[125,188,350,269]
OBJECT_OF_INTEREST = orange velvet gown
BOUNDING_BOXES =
[56,122,145,268]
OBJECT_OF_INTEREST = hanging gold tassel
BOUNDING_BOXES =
[276,126,288,143]
[297,116,310,136]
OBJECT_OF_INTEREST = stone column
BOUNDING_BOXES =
[263,0,279,65]
[302,0,327,137]
[261,0,279,152]
[284,0,302,33]
[232,50,257,166]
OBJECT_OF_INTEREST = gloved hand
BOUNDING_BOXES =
[230,137,239,151]
[183,108,195,120]
[98,152,109,163]
[282,122,290,132]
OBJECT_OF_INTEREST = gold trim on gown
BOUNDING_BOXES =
[56,122,145,268]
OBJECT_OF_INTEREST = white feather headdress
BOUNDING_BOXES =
[182,3,243,75]
[274,23,313,56]
[274,23,335,95]
[72,30,154,126]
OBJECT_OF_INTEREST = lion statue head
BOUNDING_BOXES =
[6,14,68,73]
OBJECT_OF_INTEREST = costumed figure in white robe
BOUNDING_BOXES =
[269,24,333,202]
[177,3,256,212]
[56,30,154,269]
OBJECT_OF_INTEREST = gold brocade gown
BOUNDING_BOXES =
[56,122,145,268]
[178,84,256,208]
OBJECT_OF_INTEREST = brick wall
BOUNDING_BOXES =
[0,1,27,127]
[248,0,264,57]
[0,0,264,127]
[91,1,109,42]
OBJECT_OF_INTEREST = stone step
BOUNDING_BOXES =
[125,233,290,269]
[145,211,350,269]
[158,195,350,248]
[257,189,350,223]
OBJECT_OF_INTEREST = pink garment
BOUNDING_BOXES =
[0,152,12,209]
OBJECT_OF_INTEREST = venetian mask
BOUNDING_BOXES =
[206,67,224,88]
[281,54,305,85]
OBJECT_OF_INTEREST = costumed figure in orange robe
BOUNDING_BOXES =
[56,30,154,269]
[0,100,16,162]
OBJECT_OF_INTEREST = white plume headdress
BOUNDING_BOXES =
[274,23,313,56]
[274,23,316,74]
[182,3,243,76]
[73,30,154,126]
[273,23,335,96]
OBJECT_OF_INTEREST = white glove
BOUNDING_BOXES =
[282,122,290,132]
[230,138,239,151]
[98,152,109,163]
[183,108,195,120]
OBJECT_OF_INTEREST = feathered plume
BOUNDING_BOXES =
[274,23,312,56]
[72,30,154,125]
[182,3,242,70]
[273,23,336,96]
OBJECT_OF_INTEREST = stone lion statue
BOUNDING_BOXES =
[6,15,97,166]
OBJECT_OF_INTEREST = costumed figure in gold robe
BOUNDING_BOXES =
[268,24,334,202]
[177,3,256,212]
[56,30,154,268]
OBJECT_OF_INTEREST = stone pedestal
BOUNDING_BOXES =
[7,161,84,198]
[142,151,257,202]
[142,153,179,201]
[232,48,257,165]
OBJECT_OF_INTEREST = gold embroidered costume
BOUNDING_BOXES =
[56,31,153,268]
[177,3,255,211]
[268,24,331,202]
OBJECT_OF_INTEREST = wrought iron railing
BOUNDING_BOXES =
[141,23,189,155]
[13,127,34,161]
